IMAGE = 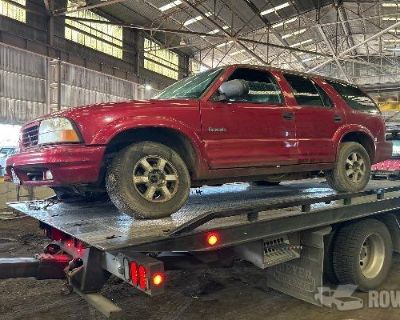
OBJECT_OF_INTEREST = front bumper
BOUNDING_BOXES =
[6,144,106,186]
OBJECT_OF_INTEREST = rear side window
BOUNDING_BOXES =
[227,68,283,104]
[327,80,380,114]
[284,73,326,107]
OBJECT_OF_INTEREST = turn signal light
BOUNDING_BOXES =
[206,232,220,246]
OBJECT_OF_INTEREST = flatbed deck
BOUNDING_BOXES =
[9,179,400,252]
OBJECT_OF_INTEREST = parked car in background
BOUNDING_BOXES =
[0,147,17,177]
[6,65,392,218]
[372,127,400,179]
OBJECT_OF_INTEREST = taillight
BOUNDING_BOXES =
[130,261,138,286]
[138,265,147,290]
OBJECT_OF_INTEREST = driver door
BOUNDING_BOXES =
[200,67,298,169]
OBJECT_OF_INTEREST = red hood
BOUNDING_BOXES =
[24,99,200,144]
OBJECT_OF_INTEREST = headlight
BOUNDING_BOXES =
[38,117,81,145]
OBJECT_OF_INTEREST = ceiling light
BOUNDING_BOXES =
[222,26,229,30]
[302,57,316,62]
[216,40,234,48]
[184,12,211,26]
[243,57,256,63]
[383,39,400,43]
[282,28,306,39]
[382,17,400,21]
[290,39,313,47]
[184,15,203,26]
[208,29,219,34]
[260,2,290,16]
[159,0,182,12]
[229,49,246,56]
[272,17,297,28]
[382,3,399,7]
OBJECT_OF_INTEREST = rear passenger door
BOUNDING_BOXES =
[283,73,344,164]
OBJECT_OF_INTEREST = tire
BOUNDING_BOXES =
[332,219,392,291]
[326,142,371,192]
[105,141,190,219]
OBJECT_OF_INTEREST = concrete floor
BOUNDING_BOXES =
[1,210,400,319]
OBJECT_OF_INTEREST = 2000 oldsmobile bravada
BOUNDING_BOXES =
[6,65,392,219]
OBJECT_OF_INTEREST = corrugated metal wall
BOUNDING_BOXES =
[0,44,48,124]
[0,43,159,124]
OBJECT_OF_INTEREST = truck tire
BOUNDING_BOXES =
[326,142,371,192]
[332,219,392,291]
[106,141,190,219]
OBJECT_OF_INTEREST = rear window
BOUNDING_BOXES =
[327,80,380,114]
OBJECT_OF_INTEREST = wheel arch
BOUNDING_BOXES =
[103,126,200,177]
[339,131,376,162]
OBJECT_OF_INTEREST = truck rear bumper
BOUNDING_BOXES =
[6,145,105,186]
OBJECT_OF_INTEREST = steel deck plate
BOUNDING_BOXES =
[8,179,400,251]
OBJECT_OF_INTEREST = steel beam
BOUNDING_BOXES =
[309,19,400,73]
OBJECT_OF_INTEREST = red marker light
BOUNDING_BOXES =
[65,239,73,248]
[152,273,164,286]
[206,232,220,246]
[138,265,147,290]
[130,261,138,286]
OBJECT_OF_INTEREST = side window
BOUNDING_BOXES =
[226,68,283,104]
[313,82,333,108]
[284,73,324,107]
[327,80,380,114]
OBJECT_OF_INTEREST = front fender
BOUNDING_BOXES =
[91,115,208,174]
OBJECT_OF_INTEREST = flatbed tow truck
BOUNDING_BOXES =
[2,179,400,318]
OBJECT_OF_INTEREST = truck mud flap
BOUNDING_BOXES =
[265,226,332,306]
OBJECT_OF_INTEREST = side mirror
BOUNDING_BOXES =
[217,79,249,101]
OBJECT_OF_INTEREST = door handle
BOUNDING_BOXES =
[283,112,294,120]
[334,115,342,123]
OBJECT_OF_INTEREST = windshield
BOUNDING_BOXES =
[154,67,224,100]
[391,139,400,158]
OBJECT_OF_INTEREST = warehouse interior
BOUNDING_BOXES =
[2,0,400,319]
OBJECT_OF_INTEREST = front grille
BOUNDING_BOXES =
[22,124,39,148]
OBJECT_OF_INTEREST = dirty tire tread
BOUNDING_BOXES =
[332,219,392,291]
[106,141,190,219]
[326,142,371,192]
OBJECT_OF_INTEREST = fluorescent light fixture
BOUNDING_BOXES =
[229,49,246,56]
[384,47,400,51]
[208,29,219,34]
[382,3,399,7]
[184,15,203,26]
[282,28,306,39]
[382,17,400,21]
[383,39,400,43]
[216,40,234,48]
[184,12,211,26]
[261,2,290,16]
[222,25,229,30]
[243,57,256,63]
[290,39,312,47]
[159,0,182,12]
[302,57,316,62]
[272,17,297,28]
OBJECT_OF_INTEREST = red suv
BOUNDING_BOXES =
[6,65,392,218]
